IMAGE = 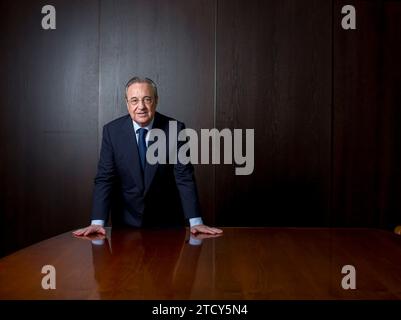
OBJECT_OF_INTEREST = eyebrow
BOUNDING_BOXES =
[128,95,152,100]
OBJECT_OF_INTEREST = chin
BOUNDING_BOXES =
[136,118,150,125]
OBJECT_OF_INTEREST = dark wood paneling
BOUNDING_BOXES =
[0,1,99,256]
[216,0,332,226]
[98,0,216,224]
[380,2,401,228]
[333,0,401,228]
[1,0,400,258]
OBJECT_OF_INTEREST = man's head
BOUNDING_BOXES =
[125,77,158,127]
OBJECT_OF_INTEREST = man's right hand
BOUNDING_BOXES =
[72,225,106,237]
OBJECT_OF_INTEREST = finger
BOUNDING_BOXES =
[195,233,222,240]
[192,225,223,235]
[200,227,216,234]
[210,227,223,234]
[191,226,206,234]
[73,233,84,238]
[75,230,102,239]
[73,229,84,236]
[87,226,105,236]
[83,227,93,236]
[205,226,222,234]
[73,234,90,240]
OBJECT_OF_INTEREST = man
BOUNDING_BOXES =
[74,77,222,237]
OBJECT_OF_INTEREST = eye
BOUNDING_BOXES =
[130,98,139,104]
[144,97,152,104]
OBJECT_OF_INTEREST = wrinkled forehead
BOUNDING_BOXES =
[126,82,155,99]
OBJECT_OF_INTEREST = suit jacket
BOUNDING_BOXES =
[91,112,201,227]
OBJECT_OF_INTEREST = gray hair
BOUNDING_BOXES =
[125,76,158,100]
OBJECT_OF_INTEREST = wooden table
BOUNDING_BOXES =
[1,227,401,299]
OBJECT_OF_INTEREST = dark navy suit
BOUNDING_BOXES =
[91,112,201,227]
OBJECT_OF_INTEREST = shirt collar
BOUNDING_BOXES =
[133,118,154,133]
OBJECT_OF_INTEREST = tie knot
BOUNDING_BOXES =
[137,128,148,135]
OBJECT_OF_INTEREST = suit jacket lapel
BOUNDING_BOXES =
[122,116,144,191]
[144,113,161,194]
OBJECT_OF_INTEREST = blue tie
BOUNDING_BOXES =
[137,128,148,171]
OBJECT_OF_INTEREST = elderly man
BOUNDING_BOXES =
[74,77,222,237]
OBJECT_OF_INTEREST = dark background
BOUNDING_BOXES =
[0,0,400,257]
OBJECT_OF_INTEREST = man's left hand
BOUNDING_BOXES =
[190,224,223,235]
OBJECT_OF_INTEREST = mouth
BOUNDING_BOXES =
[136,112,148,117]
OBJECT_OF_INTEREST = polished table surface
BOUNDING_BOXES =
[1,227,401,300]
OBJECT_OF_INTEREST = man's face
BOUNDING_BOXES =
[126,82,157,126]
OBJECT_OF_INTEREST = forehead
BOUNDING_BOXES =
[126,82,154,98]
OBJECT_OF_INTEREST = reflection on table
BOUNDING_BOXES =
[1,227,401,299]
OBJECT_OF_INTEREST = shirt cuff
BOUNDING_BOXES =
[91,220,105,226]
[189,235,203,246]
[189,217,203,228]
[92,239,105,245]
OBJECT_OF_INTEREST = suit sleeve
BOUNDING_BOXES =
[91,125,117,222]
[173,122,201,220]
